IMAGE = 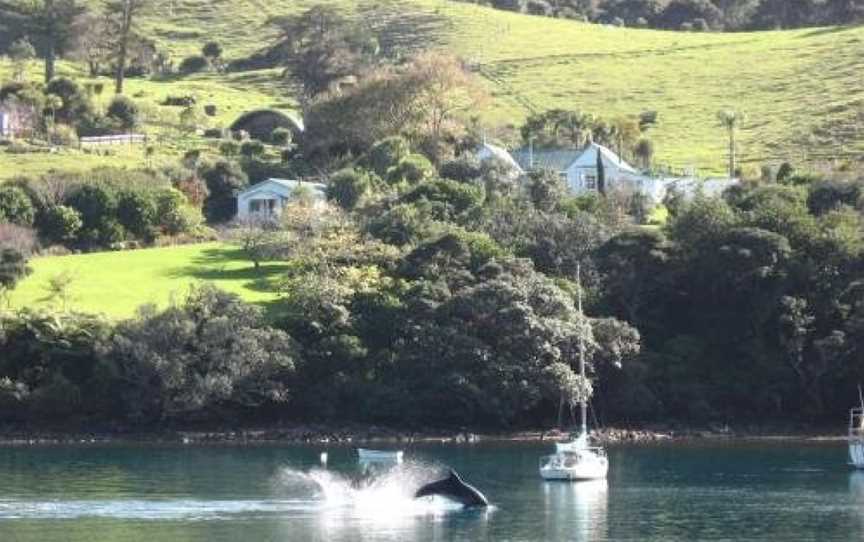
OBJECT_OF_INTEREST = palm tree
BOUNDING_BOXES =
[717,109,747,178]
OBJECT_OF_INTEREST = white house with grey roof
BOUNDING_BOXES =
[236,178,327,220]
[475,142,736,204]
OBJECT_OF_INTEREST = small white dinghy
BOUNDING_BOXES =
[357,448,404,464]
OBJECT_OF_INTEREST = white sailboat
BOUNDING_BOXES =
[540,264,609,481]
[849,388,864,468]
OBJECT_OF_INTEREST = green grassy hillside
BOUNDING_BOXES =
[3,0,864,176]
[6,243,283,318]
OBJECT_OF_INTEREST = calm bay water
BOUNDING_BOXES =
[0,440,860,541]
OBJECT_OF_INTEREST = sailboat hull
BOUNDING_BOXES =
[540,450,609,481]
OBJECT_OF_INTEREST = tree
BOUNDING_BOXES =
[597,229,675,325]
[596,147,606,196]
[667,194,738,253]
[750,0,819,28]
[268,5,380,99]
[0,0,88,83]
[0,186,36,227]
[327,169,373,210]
[657,0,722,29]
[600,0,664,24]
[824,0,864,22]
[105,285,298,422]
[717,109,747,178]
[528,169,567,212]
[543,362,591,428]
[8,37,36,82]
[116,189,157,239]
[231,216,281,270]
[71,11,112,76]
[42,270,75,310]
[0,248,31,301]
[401,52,487,162]
[634,138,654,169]
[202,41,222,70]
[65,183,117,235]
[45,76,92,124]
[199,160,248,223]
[40,204,82,243]
[106,95,139,129]
[105,0,148,94]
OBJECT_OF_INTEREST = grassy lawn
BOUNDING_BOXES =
[6,243,286,319]
[3,0,864,178]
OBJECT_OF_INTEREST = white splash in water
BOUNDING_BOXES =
[275,461,466,518]
[0,461,479,521]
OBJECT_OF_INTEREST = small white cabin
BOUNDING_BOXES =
[236,178,326,220]
[0,111,10,138]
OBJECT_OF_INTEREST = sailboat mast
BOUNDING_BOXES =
[577,263,587,437]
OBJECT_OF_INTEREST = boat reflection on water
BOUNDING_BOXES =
[542,480,608,542]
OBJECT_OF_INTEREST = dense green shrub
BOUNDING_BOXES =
[363,137,410,176]
[0,310,114,423]
[240,139,266,158]
[401,178,485,216]
[65,184,117,233]
[48,124,79,146]
[106,96,140,130]
[527,169,567,212]
[105,285,298,423]
[40,205,83,244]
[219,140,239,157]
[202,42,223,61]
[117,190,158,240]
[807,180,862,216]
[178,55,209,74]
[327,169,374,210]
[0,248,31,292]
[439,157,482,183]
[162,95,196,107]
[271,127,292,146]
[156,188,202,235]
[386,154,435,185]
[0,186,36,227]
[45,77,94,125]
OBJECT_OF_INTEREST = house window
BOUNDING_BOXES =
[584,174,597,191]
[249,199,276,215]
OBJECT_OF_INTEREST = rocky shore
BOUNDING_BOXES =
[0,422,845,447]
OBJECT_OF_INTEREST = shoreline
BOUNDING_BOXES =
[0,424,849,447]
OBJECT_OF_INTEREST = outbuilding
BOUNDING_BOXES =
[236,178,326,220]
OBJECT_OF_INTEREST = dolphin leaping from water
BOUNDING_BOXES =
[414,469,489,508]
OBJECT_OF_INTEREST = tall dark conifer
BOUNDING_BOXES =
[596,147,606,196]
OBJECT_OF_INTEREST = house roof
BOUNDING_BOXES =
[477,142,524,173]
[509,142,638,174]
[511,148,583,172]
[569,143,638,174]
[239,178,326,198]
